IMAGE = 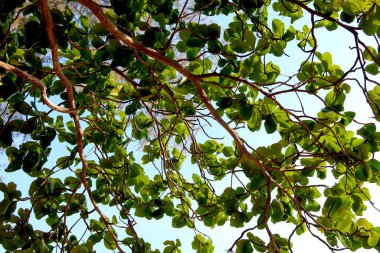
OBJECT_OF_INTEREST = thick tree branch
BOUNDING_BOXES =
[76,0,271,175]
[75,2,310,223]
[0,60,71,113]
[39,1,123,252]
[39,0,76,112]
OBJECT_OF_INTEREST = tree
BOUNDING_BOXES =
[1,0,380,252]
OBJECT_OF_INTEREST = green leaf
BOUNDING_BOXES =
[357,218,374,230]
[272,19,285,37]
[264,114,276,134]
[368,231,380,247]
[320,52,332,69]
[64,176,81,189]
[13,101,35,116]
[172,214,188,228]
[71,245,89,253]
[230,39,252,53]
[80,16,89,30]
[104,230,117,250]
[355,163,372,181]
[132,0,145,12]
[368,86,380,117]
[369,160,380,172]
[186,38,205,48]
[106,39,121,52]
[271,41,285,56]
[365,62,379,75]
[364,46,377,61]
[357,123,376,139]
[336,218,353,233]
[2,238,18,251]
[240,104,253,120]
[91,23,109,36]
[244,29,256,47]
[360,14,378,36]
[236,239,253,253]
[222,146,235,157]
[325,89,346,111]
[176,41,187,52]
[24,50,42,68]
[192,234,214,253]
[247,232,267,252]
[247,108,262,132]
[208,23,221,39]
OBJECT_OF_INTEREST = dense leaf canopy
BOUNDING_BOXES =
[1,0,380,252]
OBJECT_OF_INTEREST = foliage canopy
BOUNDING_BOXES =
[1,0,380,252]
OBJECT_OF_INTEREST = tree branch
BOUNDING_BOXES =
[0,60,71,113]
[76,1,320,246]
[76,0,273,177]
[39,1,123,252]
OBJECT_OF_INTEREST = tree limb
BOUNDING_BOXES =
[0,60,71,113]
[39,1,124,252]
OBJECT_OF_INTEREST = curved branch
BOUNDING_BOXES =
[39,1,124,252]
[39,0,76,112]
[0,60,71,113]
[76,0,271,176]
[76,0,310,237]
